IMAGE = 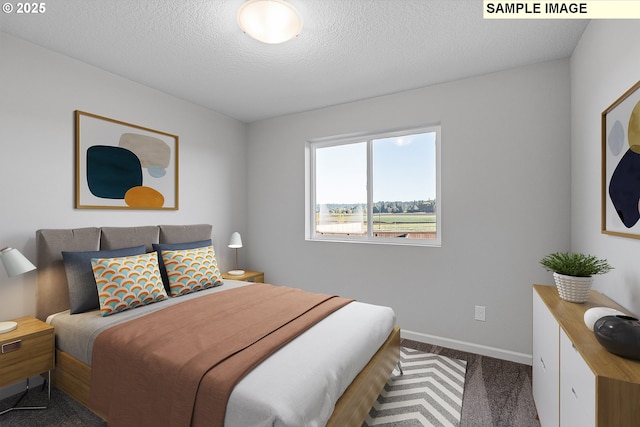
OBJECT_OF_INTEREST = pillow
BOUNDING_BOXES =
[161,245,223,297]
[152,239,212,292]
[91,252,168,317]
[62,245,147,314]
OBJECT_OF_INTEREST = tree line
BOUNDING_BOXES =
[318,200,436,215]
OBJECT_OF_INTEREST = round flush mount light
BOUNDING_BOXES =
[237,0,303,44]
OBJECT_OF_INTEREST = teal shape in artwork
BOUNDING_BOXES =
[87,145,143,199]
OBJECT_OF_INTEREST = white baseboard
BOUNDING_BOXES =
[401,329,533,366]
[0,376,45,401]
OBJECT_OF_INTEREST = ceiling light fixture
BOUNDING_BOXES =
[237,0,303,44]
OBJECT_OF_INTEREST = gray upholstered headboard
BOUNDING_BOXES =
[35,224,213,321]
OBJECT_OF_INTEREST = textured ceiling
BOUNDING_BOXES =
[0,0,588,123]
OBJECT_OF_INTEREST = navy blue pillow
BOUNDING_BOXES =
[62,245,147,314]
[152,239,212,293]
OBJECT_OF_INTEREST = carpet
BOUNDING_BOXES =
[0,385,105,427]
[363,347,468,427]
[0,347,466,427]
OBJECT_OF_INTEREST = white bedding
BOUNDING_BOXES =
[48,280,396,427]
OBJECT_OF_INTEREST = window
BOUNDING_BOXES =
[306,125,441,246]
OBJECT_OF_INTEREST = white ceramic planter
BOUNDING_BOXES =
[553,272,594,303]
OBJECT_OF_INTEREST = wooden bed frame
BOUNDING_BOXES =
[36,224,400,426]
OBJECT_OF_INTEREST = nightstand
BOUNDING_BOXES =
[222,270,264,283]
[0,316,54,414]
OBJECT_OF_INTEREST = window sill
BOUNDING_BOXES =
[305,236,441,247]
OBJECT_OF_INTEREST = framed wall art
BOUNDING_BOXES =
[76,111,179,210]
[602,80,640,239]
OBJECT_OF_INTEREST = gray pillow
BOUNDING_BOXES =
[152,239,212,293]
[62,245,146,314]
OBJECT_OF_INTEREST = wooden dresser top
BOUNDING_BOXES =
[534,284,640,384]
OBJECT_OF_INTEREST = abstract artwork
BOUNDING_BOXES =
[602,81,640,239]
[76,111,178,210]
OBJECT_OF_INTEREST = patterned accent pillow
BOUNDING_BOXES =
[161,245,223,297]
[152,239,212,293]
[91,252,168,317]
[62,245,146,314]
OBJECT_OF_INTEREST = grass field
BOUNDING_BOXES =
[373,213,436,232]
[317,213,436,233]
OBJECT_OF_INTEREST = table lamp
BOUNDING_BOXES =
[227,232,245,276]
[1,247,37,333]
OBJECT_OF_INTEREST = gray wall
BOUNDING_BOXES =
[571,20,640,314]
[0,33,248,320]
[246,59,572,362]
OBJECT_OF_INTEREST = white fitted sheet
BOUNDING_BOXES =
[48,280,396,427]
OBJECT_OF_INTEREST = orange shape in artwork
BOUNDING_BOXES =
[125,186,165,208]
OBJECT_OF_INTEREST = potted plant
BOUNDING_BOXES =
[540,252,613,303]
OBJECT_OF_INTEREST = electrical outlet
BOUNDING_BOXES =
[475,305,486,322]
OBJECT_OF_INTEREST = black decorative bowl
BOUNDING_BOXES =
[594,315,640,360]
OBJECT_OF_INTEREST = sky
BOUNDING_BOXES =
[315,131,436,205]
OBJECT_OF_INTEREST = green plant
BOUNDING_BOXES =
[540,252,613,277]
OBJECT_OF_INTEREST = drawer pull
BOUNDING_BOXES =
[1,339,22,354]
[539,357,546,369]
[571,387,578,399]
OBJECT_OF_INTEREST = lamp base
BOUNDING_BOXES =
[0,321,17,334]
[227,270,246,276]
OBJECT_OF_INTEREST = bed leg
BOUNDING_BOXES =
[0,372,50,415]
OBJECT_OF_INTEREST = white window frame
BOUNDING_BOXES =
[305,125,441,247]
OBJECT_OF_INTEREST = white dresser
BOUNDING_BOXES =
[532,285,640,427]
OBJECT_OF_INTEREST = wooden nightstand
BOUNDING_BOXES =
[0,316,54,414]
[222,270,264,283]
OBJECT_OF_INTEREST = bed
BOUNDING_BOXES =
[35,224,400,426]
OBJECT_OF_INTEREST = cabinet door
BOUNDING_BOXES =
[560,329,595,427]
[533,289,560,427]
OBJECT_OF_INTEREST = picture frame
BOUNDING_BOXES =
[76,111,179,210]
[601,80,640,239]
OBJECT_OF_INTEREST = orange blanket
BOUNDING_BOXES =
[90,284,352,427]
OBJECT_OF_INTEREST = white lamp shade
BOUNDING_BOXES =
[228,232,243,249]
[1,247,36,277]
[237,0,303,44]
[0,247,35,334]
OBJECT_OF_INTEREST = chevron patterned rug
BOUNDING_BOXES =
[363,347,467,427]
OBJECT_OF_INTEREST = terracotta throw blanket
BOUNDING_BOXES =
[90,284,353,427]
